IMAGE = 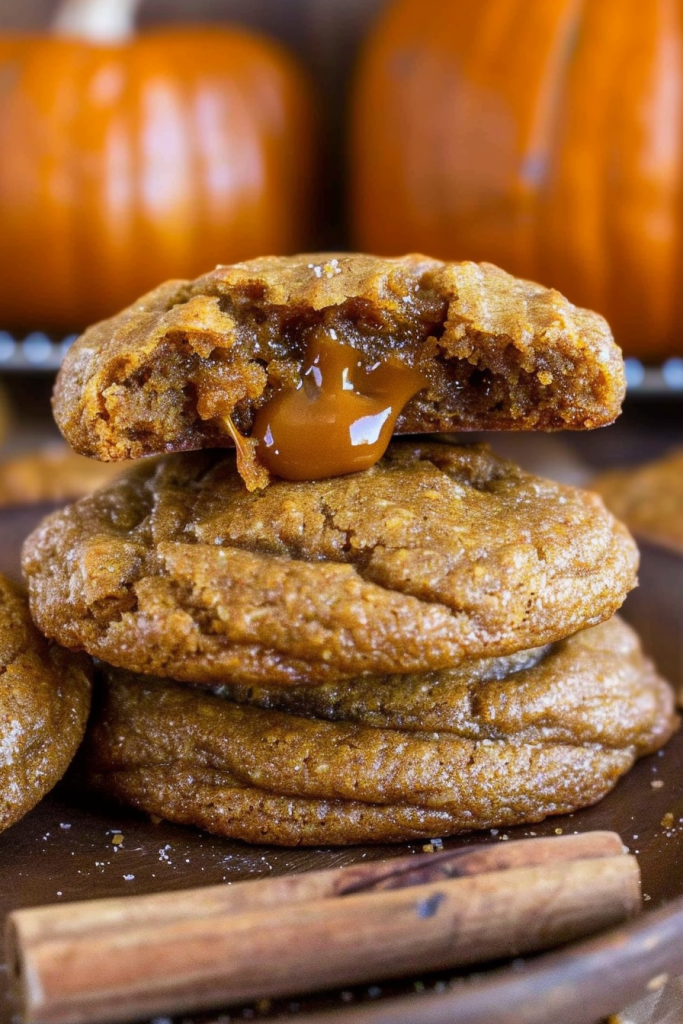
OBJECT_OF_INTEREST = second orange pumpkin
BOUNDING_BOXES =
[352,0,683,360]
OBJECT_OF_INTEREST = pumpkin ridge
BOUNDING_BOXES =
[351,0,683,357]
[0,21,316,331]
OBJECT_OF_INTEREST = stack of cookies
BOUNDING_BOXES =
[23,254,677,845]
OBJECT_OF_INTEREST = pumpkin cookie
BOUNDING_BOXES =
[0,444,126,507]
[22,441,638,687]
[83,617,676,845]
[53,254,625,486]
[222,618,673,751]
[0,574,92,832]
[593,449,683,553]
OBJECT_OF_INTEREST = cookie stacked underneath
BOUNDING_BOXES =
[23,254,677,844]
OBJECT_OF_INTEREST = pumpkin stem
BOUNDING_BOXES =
[52,0,141,43]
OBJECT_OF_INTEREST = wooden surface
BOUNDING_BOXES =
[2,502,683,1024]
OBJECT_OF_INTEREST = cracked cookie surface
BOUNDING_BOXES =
[22,441,638,686]
[0,574,92,832]
[53,254,625,472]
[82,617,677,845]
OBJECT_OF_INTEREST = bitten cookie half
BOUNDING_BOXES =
[0,575,92,832]
[82,617,677,846]
[53,254,625,467]
[22,441,638,686]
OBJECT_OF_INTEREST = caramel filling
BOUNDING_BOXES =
[250,331,427,482]
[222,413,269,492]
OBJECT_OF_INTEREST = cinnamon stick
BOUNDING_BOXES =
[9,830,624,942]
[6,832,639,1024]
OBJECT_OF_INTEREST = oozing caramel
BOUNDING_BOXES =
[222,413,269,492]
[251,331,427,481]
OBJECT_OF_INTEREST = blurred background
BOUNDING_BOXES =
[0,0,681,499]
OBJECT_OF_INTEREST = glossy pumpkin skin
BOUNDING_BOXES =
[0,27,315,331]
[352,0,683,359]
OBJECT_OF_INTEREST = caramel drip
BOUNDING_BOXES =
[251,332,427,481]
[222,414,269,492]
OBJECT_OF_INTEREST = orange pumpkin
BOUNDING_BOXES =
[351,0,683,360]
[0,0,315,331]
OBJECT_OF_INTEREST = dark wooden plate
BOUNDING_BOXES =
[2,506,683,1024]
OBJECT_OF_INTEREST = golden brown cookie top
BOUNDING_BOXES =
[53,254,625,486]
[0,574,92,832]
[594,449,683,553]
[23,440,638,686]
